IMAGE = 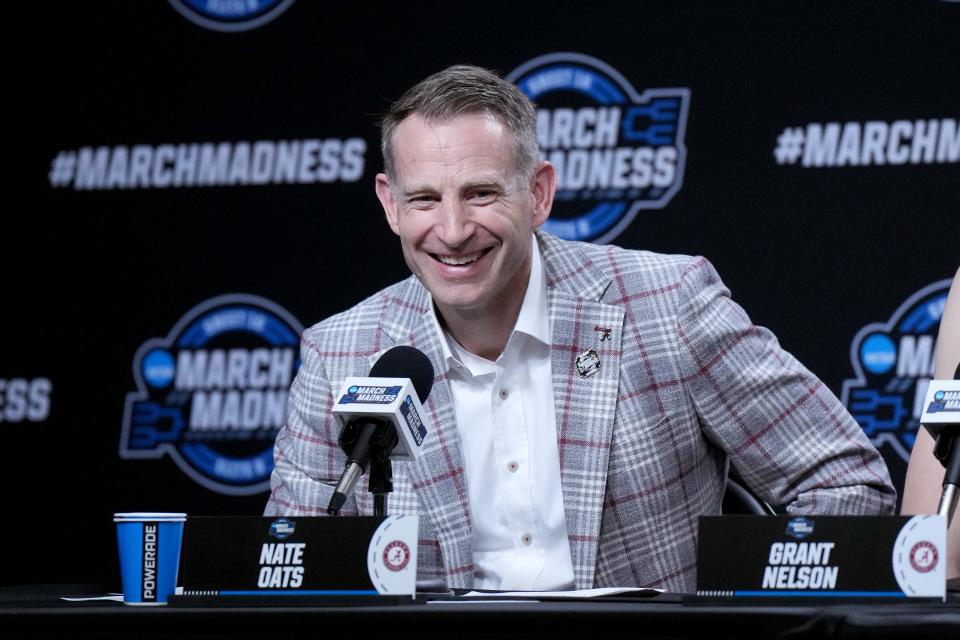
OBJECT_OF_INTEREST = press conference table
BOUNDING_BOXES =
[2,586,959,639]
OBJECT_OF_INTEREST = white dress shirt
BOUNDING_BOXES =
[427,236,575,591]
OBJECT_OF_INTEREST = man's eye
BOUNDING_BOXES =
[470,190,496,201]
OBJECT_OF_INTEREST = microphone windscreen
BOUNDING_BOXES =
[369,345,435,402]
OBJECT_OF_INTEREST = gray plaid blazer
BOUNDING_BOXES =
[265,230,895,593]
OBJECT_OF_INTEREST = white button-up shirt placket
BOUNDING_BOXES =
[428,236,574,591]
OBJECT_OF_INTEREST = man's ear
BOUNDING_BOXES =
[530,161,556,228]
[375,173,400,235]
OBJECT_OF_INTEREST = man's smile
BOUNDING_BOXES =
[431,247,493,267]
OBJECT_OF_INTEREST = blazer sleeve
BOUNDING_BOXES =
[264,334,357,516]
[674,257,897,514]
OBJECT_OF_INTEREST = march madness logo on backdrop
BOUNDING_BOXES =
[841,280,951,464]
[168,0,295,32]
[121,294,303,495]
[507,53,690,243]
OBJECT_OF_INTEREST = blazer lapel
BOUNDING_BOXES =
[374,281,474,588]
[540,232,624,589]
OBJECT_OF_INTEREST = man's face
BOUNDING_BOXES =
[375,113,554,319]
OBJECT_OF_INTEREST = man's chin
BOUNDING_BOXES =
[430,290,489,317]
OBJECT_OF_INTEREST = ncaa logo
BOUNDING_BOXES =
[841,280,951,463]
[786,517,815,539]
[269,518,296,540]
[507,53,690,243]
[168,0,295,32]
[121,294,304,495]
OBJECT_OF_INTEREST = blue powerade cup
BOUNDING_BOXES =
[114,512,186,605]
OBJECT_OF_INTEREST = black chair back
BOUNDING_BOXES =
[722,476,776,515]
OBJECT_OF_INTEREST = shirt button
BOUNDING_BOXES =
[521,533,532,546]
[499,388,509,400]
[507,461,519,473]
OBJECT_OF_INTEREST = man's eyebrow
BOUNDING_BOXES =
[402,177,508,197]
[401,184,438,197]
[460,176,507,191]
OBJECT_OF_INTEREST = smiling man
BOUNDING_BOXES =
[266,65,895,593]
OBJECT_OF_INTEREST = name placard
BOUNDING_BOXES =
[177,515,418,599]
[696,515,945,601]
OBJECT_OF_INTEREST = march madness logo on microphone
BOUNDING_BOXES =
[507,53,690,243]
[841,279,952,466]
[121,294,304,495]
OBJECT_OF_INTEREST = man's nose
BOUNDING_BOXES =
[435,199,473,246]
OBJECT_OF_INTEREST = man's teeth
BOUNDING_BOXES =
[438,252,482,266]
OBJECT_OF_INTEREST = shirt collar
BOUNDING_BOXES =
[514,234,550,346]
[427,234,549,371]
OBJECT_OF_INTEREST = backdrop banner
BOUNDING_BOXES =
[6,0,958,586]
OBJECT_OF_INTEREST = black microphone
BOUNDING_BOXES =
[327,346,434,515]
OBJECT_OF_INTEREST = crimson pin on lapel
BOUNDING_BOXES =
[577,325,613,377]
[593,325,612,341]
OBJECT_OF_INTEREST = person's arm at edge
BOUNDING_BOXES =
[902,266,960,579]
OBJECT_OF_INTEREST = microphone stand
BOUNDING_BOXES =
[938,365,960,521]
[369,454,393,518]
[933,433,960,522]
[367,424,399,517]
